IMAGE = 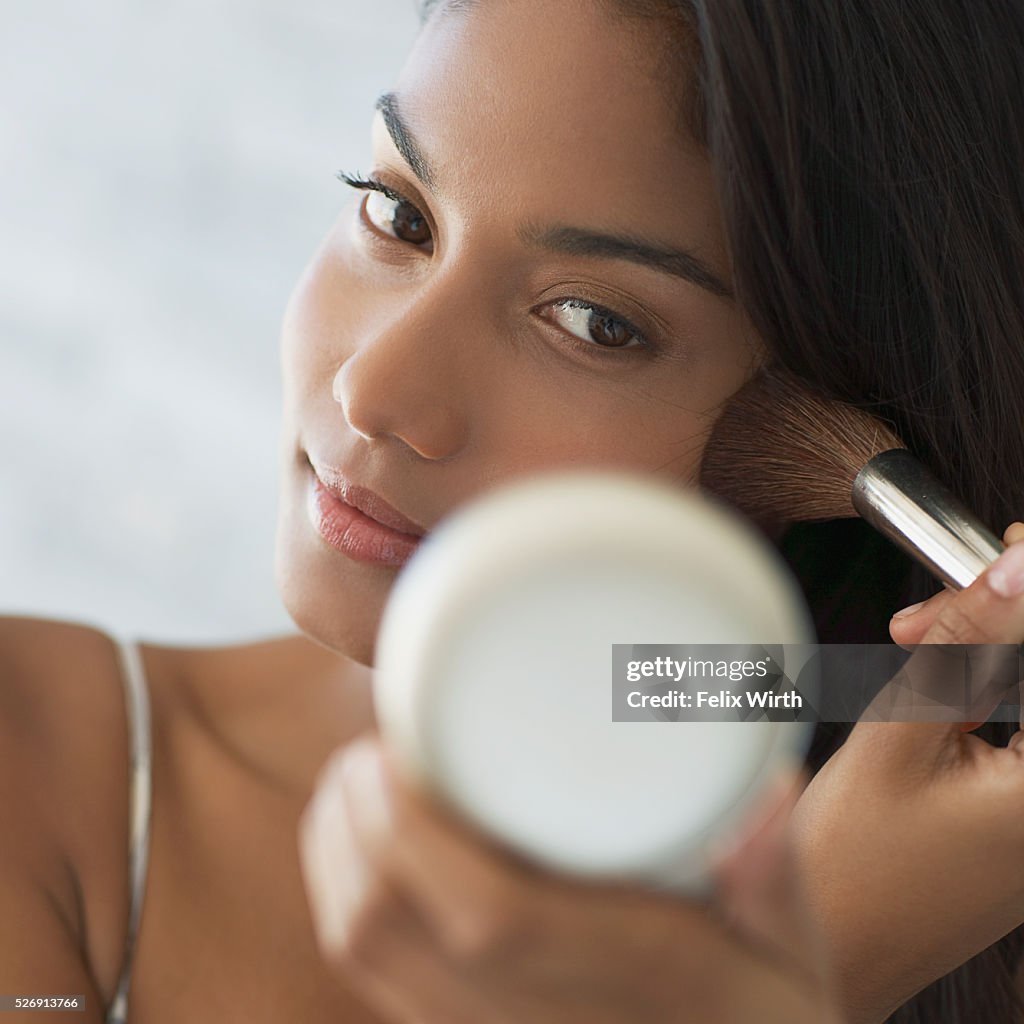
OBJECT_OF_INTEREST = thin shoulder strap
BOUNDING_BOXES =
[105,638,153,1024]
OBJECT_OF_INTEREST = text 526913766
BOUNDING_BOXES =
[0,995,85,1012]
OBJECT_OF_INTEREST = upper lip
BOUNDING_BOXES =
[307,456,427,538]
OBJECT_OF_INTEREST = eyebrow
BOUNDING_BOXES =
[374,91,733,300]
[375,92,436,190]
[521,224,734,299]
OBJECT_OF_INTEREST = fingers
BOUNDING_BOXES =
[712,768,827,977]
[299,735,842,1024]
[335,738,802,976]
[921,543,1024,643]
[1004,521,1024,546]
[304,737,733,978]
[298,745,370,954]
[888,521,1024,648]
[866,526,1024,761]
[888,588,953,647]
[345,737,542,961]
[302,735,544,966]
[298,740,501,1023]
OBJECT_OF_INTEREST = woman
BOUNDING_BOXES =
[3,0,1024,1021]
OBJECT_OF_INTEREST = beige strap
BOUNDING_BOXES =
[105,638,152,1024]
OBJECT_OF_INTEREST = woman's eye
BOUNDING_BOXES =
[544,298,648,351]
[364,190,432,246]
[336,171,433,249]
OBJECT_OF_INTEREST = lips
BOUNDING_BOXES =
[306,455,426,538]
[304,454,426,569]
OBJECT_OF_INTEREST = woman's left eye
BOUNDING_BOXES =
[337,170,433,249]
[541,298,649,352]
[364,191,432,246]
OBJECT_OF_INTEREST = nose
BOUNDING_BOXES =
[332,285,474,460]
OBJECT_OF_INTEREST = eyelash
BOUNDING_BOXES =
[336,168,657,359]
[336,170,407,207]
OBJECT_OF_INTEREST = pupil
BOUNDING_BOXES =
[393,201,430,244]
[591,314,629,347]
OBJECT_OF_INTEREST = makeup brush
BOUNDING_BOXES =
[698,364,1005,591]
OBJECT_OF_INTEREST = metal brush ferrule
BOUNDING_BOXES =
[851,449,1005,591]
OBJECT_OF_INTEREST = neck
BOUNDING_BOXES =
[168,633,378,799]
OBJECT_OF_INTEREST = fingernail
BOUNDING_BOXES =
[986,542,1024,598]
[892,600,926,619]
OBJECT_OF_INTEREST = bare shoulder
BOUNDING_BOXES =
[0,618,369,1018]
[0,615,127,741]
[0,616,131,829]
[0,615,129,1020]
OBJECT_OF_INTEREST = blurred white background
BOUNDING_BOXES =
[0,0,420,642]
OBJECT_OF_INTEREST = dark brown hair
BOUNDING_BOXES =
[664,1,1024,1020]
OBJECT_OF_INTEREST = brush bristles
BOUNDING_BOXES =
[699,366,905,524]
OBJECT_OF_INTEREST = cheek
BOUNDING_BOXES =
[579,409,710,483]
[485,370,713,487]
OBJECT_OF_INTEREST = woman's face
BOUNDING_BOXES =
[275,0,763,663]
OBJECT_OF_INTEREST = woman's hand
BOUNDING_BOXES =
[298,738,844,1024]
[790,522,1024,1024]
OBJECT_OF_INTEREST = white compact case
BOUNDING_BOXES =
[373,470,816,895]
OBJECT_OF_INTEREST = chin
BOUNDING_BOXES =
[273,478,390,668]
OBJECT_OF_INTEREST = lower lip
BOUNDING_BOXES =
[306,471,422,568]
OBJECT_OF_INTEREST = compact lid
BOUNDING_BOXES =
[374,470,816,891]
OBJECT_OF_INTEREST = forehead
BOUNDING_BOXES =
[391,0,723,261]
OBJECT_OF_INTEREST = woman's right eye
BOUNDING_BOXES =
[337,171,433,250]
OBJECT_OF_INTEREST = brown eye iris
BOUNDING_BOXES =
[361,187,433,248]
[590,313,633,348]
[391,199,431,245]
[546,298,646,353]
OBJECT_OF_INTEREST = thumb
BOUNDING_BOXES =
[888,587,954,647]
[711,768,826,975]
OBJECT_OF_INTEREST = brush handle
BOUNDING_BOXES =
[851,449,1005,590]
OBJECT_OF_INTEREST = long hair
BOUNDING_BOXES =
[667,0,1024,1019]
